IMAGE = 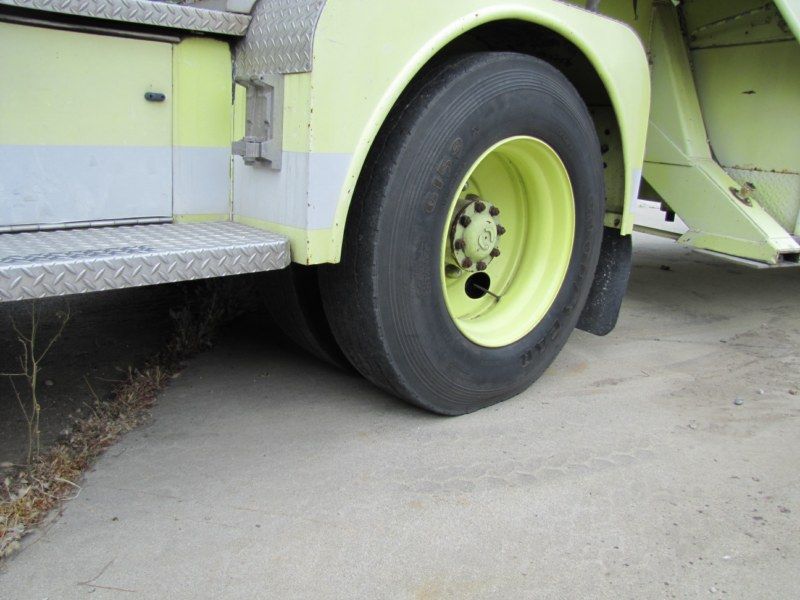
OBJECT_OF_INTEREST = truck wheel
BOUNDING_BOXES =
[319,52,604,414]
[264,264,350,369]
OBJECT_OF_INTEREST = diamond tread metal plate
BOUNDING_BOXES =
[0,0,251,36]
[234,0,325,77]
[0,222,290,301]
[726,167,800,234]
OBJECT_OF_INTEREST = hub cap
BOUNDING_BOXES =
[450,195,503,272]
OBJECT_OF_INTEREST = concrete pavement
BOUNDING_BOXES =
[1,235,799,599]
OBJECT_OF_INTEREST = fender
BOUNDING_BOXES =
[231,0,650,264]
[775,0,800,41]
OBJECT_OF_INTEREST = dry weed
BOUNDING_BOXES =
[0,279,247,559]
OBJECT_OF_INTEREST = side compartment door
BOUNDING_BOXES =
[0,23,172,228]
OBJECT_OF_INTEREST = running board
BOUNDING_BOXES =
[0,222,290,302]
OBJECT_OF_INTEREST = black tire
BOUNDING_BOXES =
[319,52,604,414]
[264,264,350,369]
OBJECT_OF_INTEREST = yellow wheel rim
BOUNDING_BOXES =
[440,136,575,347]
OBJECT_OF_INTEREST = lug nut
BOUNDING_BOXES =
[490,248,501,257]
[489,206,500,217]
[453,239,465,250]
[474,201,486,213]
[476,261,487,271]
[459,215,471,227]
[461,258,473,268]
[496,224,506,236]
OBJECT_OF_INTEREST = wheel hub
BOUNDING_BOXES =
[450,194,504,272]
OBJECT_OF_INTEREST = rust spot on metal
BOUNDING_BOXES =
[730,181,756,207]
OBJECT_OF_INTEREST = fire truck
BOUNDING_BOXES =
[1,0,797,413]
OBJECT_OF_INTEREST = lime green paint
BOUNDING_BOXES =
[776,0,800,40]
[0,23,171,147]
[677,0,800,175]
[589,0,654,47]
[299,0,649,263]
[690,37,800,233]
[632,225,681,241]
[282,74,312,153]
[593,106,626,217]
[233,215,334,265]
[683,0,793,47]
[691,44,800,174]
[645,160,799,264]
[451,198,503,267]
[679,230,794,264]
[644,6,711,165]
[441,137,574,348]
[641,3,800,264]
[173,38,232,148]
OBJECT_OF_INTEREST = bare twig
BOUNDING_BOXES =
[2,302,71,464]
[1,280,244,560]
[83,375,100,403]
[53,477,82,501]
[9,378,30,424]
[78,558,115,585]
[37,309,70,364]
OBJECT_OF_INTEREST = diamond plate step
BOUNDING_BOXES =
[0,222,290,302]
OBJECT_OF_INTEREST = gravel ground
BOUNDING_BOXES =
[1,234,798,599]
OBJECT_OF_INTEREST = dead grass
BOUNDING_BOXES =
[0,279,248,559]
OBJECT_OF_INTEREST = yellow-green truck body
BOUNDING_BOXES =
[0,0,797,410]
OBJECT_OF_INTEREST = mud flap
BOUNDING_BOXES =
[577,227,632,336]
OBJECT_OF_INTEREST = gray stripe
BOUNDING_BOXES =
[173,147,232,216]
[0,145,172,228]
[233,151,350,229]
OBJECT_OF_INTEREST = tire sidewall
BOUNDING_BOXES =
[373,54,604,413]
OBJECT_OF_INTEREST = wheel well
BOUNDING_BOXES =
[372,19,626,218]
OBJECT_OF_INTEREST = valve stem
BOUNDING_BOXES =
[473,283,501,302]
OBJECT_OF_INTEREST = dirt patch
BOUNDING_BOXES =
[0,287,184,466]
[0,275,267,558]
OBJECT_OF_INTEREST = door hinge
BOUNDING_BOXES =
[232,74,283,169]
